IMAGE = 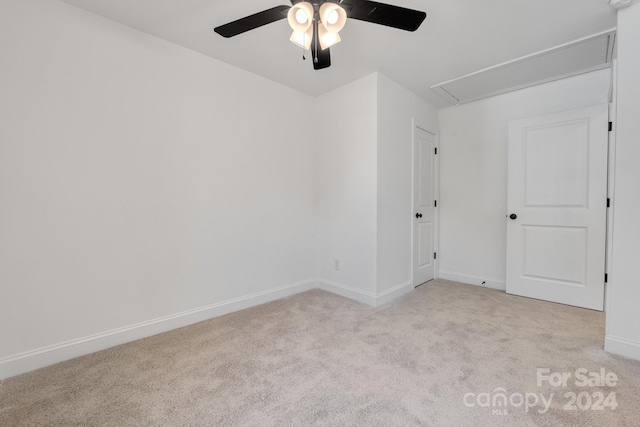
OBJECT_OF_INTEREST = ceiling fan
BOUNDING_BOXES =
[214,0,426,70]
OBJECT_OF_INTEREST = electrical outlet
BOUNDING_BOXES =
[334,259,340,270]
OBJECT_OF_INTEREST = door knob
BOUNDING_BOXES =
[509,213,517,220]
[416,213,423,218]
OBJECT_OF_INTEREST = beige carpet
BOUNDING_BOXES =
[1,280,639,426]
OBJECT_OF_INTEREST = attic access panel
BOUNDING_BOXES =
[432,29,616,105]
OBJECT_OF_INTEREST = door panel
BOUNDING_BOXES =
[522,225,587,284]
[418,221,433,269]
[524,121,590,207]
[506,104,608,310]
[419,142,433,208]
[414,127,436,286]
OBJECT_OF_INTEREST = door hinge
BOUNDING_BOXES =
[434,252,437,260]
[609,122,613,132]
[434,147,438,155]
[605,273,608,283]
[434,200,437,207]
[607,198,611,208]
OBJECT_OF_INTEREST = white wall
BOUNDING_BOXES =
[438,69,611,290]
[0,0,317,378]
[315,73,440,305]
[376,74,438,297]
[605,4,640,361]
[0,1,441,378]
[315,74,379,303]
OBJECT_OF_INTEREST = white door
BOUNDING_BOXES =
[506,104,608,310]
[413,127,436,286]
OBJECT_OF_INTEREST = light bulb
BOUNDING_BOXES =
[295,9,308,25]
[327,10,339,25]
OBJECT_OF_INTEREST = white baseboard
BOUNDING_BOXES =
[317,278,377,306]
[605,335,640,361]
[316,278,413,307]
[438,270,506,291]
[0,279,316,380]
[375,281,414,306]
[1,277,417,380]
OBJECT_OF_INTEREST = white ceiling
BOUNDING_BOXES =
[58,0,617,108]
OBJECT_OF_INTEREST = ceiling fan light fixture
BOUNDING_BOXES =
[318,25,342,50]
[319,2,347,33]
[214,2,427,70]
[290,27,313,50]
[287,2,314,32]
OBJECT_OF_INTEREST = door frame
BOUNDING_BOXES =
[605,63,618,316]
[411,119,440,287]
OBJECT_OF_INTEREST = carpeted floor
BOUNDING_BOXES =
[1,280,639,426]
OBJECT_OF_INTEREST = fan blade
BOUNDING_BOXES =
[347,0,426,32]
[312,47,331,70]
[214,6,290,38]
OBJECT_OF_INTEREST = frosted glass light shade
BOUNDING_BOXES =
[319,3,346,33]
[287,2,314,32]
[290,27,313,50]
[318,25,341,50]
